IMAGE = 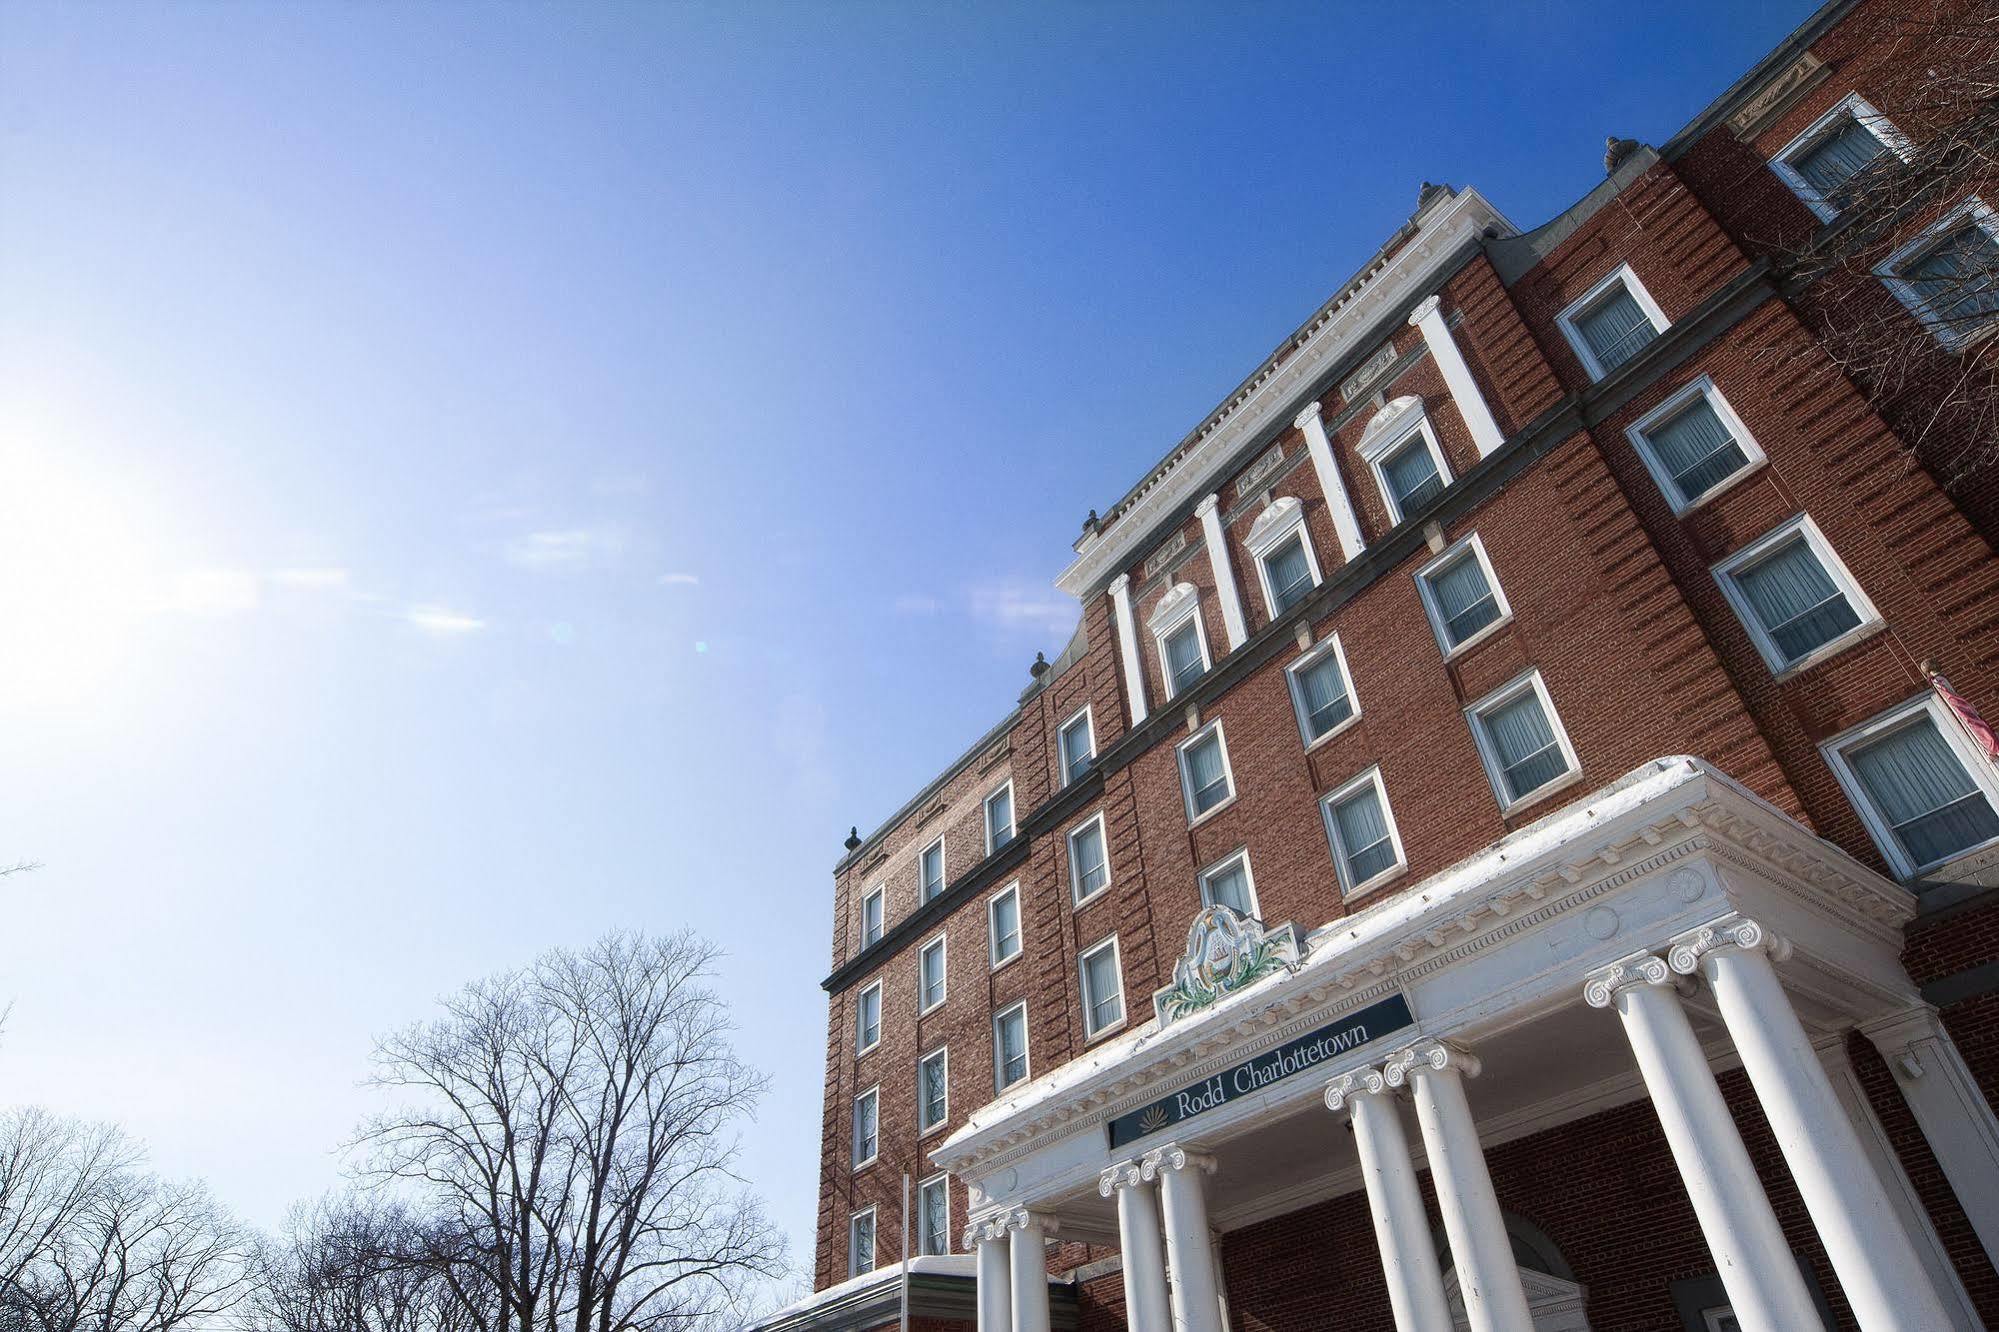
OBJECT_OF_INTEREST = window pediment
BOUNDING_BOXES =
[1147,581,1202,633]
[1243,495,1307,557]
[1357,395,1428,458]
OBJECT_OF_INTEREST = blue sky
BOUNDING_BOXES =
[1,0,1809,1289]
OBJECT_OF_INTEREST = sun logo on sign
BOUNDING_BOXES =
[1138,1106,1169,1136]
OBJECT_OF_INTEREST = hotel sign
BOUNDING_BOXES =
[1106,994,1414,1150]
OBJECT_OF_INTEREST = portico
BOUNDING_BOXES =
[940,758,1999,1331]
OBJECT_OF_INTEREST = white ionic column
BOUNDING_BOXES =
[1383,1041,1532,1332]
[1671,916,1956,1332]
[1141,1144,1225,1332]
[1863,1003,1999,1271]
[1194,494,1247,651]
[1100,1160,1171,1332]
[1001,1209,1056,1332]
[1407,295,1503,458]
[1108,573,1148,726]
[1293,401,1365,563]
[1583,954,1821,1328]
[965,1216,1013,1332]
[1326,1068,1452,1332]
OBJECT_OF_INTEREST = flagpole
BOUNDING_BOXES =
[900,1171,912,1332]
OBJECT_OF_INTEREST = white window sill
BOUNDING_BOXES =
[1072,884,1112,911]
[1342,864,1409,904]
[853,1156,878,1174]
[856,1039,880,1059]
[1441,614,1515,664]
[989,949,1023,975]
[1303,711,1364,753]
[1905,832,1999,884]
[1770,619,1886,682]
[1084,1017,1128,1046]
[1188,792,1239,829]
[918,998,947,1018]
[1495,767,1587,819]
[918,1121,948,1141]
[1671,456,1767,516]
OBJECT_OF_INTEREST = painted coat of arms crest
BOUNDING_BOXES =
[1152,904,1303,1027]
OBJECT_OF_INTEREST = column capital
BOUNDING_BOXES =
[1382,1039,1481,1087]
[964,1211,1012,1247]
[1407,293,1443,326]
[1668,913,1791,975]
[1098,1159,1146,1196]
[1583,951,1674,1008]
[1139,1143,1216,1180]
[997,1206,1057,1238]
[1108,572,1132,597]
[1194,492,1221,517]
[1324,1064,1389,1113]
[1292,400,1325,431]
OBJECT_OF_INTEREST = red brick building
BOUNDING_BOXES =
[757,2,1999,1328]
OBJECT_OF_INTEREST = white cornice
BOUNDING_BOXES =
[1056,187,1514,600]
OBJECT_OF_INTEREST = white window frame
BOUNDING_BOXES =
[1877,195,1999,351]
[1711,514,1881,677]
[1821,693,1999,879]
[1285,633,1361,750]
[1414,532,1513,660]
[1058,704,1096,787]
[916,1045,949,1137]
[1770,91,1915,223]
[1067,811,1113,907]
[1320,765,1408,899]
[993,999,1031,1092]
[1198,847,1261,918]
[1465,669,1583,815]
[987,881,1023,970]
[917,933,948,1015]
[1242,496,1323,617]
[1149,584,1212,701]
[1360,409,1454,526]
[855,979,882,1056]
[860,883,885,949]
[1625,375,1768,514]
[1176,719,1238,826]
[919,837,946,903]
[1555,263,1672,381]
[916,1173,951,1257]
[983,780,1016,855]
[852,1086,879,1172]
[849,1206,878,1277]
[1078,933,1126,1042]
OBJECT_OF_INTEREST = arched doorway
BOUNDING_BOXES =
[1437,1213,1590,1331]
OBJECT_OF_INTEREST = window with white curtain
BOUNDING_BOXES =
[855,980,881,1055]
[1162,620,1206,696]
[1068,814,1111,904]
[1177,721,1236,822]
[919,838,946,902]
[1286,635,1358,746]
[1824,696,1999,878]
[1878,197,1999,350]
[993,1001,1030,1090]
[849,1208,876,1276]
[1079,935,1125,1039]
[1556,264,1670,380]
[1358,408,1454,527]
[1627,377,1765,512]
[1466,670,1581,812]
[1416,534,1511,656]
[1059,707,1096,786]
[918,935,947,1013]
[1199,849,1259,918]
[1264,532,1316,613]
[1771,92,1912,222]
[918,1175,950,1256]
[1381,433,1446,517]
[983,781,1015,854]
[1244,497,1323,620]
[852,1088,878,1170]
[861,884,885,948]
[988,882,1022,968]
[1713,515,1878,674]
[916,1047,949,1134]
[1321,767,1405,896]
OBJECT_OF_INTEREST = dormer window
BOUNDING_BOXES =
[1771,92,1913,222]
[1147,582,1211,700]
[1242,497,1322,618]
[1556,264,1671,380]
[1358,397,1453,525]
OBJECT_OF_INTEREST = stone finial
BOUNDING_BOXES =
[843,826,861,852]
[1029,651,1049,679]
[1083,509,1100,537]
[1605,136,1642,173]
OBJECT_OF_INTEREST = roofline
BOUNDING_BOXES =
[1658,0,1860,161]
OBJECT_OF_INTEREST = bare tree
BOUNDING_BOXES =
[246,1194,483,1332]
[354,932,784,1332]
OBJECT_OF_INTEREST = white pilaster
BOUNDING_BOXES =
[1142,1144,1225,1332]
[1383,1041,1533,1332]
[1407,294,1504,458]
[1100,1160,1171,1332]
[1001,1209,1055,1332]
[1583,954,1821,1328]
[1293,401,1365,563]
[1671,916,1957,1332]
[1864,1003,1999,1272]
[965,1216,1014,1332]
[1194,494,1247,651]
[1108,573,1148,727]
[1326,1067,1452,1332]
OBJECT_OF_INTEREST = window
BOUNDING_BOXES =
[855,980,881,1055]
[861,884,885,948]
[983,781,1015,854]
[988,882,1022,968]
[1626,377,1766,512]
[1467,670,1582,812]
[852,1087,878,1170]
[916,1047,949,1135]
[1243,497,1322,617]
[1415,533,1511,657]
[919,838,946,903]
[918,935,947,1013]
[1199,849,1259,918]
[1358,398,1452,526]
[1079,935,1125,1040]
[1286,635,1358,747]
[1878,197,1999,350]
[1059,706,1096,786]
[1068,814,1111,905]
[993,1001,1030,1091]
[849,1208,877,1277]
[1321,767,1406,896]
[1824,695,1999,878]
[1712,515,1878,675]
[1149,583,1211,700]
[1771,92,1912,222]
[1177,721,1236,822]
[917,1175,950,1257]
[1701,1309,1739,1332]
[1556,264,1670,379]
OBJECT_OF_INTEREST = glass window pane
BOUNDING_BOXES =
[1295,651,1353,740]
[1331,785,1395,886]
[919,1180,948,1256]
[1072,822,1108,898]
[1795,117,1885,204]
[1428,551,1500,646]
[1483,691,1568,800]
[919,1054,947,1129]
[1733,536,1860,664]
[1164,622,1205,694]
[1061,715,1094,783]
[1183,732,1230,815]
[921,943,945,1008]
[1576,286,1658,372]
[1382,437,1444,515]
[991,890,1020,962]
[1203,858,1253,916]
[855,1093,877,1165]
[1905,224,1999,325]
[1646,396,1749,502]
[1266,534,1314,612]
[921,842,945,901]
[1850,716,1999,867]
[987,787,1014,849]
[863,891,883,947]
[996,1008,1027,1087]
[1084,947,1123,1033]
[852,1213,875,1273]
[857,988,880,1050]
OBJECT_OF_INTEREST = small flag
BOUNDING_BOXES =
[1931,670,1999,762]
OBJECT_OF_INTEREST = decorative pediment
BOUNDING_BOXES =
[1243,496,1306,557]
[1357,394,1427,457]
[1443,1266,1590,1331]
[1153,905,1303,1027]
[1146,581,1201,633]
